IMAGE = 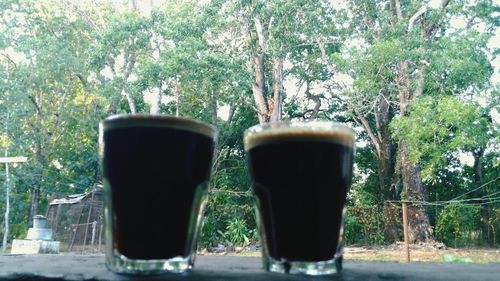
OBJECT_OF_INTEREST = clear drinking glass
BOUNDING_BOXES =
[244,121,355,275]
[100,114,217,274]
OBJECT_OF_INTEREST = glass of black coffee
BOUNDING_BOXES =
[244,121,355,275]
[100,114,216,274]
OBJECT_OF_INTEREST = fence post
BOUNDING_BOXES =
[402,201,410,263]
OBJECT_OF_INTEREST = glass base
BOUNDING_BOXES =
[265,255,342,275]
[106,254,192,275]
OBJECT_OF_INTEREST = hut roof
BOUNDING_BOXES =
[49,185,103,206]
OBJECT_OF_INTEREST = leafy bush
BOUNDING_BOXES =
[436,203,482,247]
[225,218,250,246]
[345,205,388,245]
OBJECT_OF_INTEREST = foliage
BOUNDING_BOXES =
[391,96,495,181]
[436,203,482,247]
[0,0,498,250]
[225,218,251,246]
[345,205,388,245]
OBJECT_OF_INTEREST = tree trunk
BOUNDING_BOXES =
[3,148,10,253]
[398,96,434,242]
[252,16,269,124]
[106,37,137,115]
[400,140,434,242]
[473,148,491,245]
[107,95,120,115]
[174,82,181,117]
[28,138,44,227]
[356,92,399,242]
[252,51,268,123]
[211,91,218,125]
[226,104,236,125]
[149,84,162,114]
[377,146,399,242]
[397,57,434,243]
[27,93,45,227]
[122,88,137,114]
[376,93,398,240]
[270,58,283,122]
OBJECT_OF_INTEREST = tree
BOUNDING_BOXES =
[392,94,499,245]
[324,0,497,242]
[1,0,101,226]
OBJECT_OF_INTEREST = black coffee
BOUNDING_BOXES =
[102,117,214,260]
[246,129,354,262]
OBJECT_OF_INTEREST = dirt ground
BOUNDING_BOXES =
[343,245,500,263]
[65,243,500,264]
[229,244,500,263]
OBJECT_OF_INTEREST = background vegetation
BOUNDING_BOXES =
[0,0,498,251]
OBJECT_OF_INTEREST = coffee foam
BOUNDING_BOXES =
[101,114,217,138]
[244,124,355,151]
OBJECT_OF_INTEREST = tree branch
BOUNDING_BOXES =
[424,0,450,38]
[288,109,325,120]
[239,96,260,114]
[408,5,427,31]
[393,0,404,21]
[314,35,337,77]
[76,74,91,93]
[226,104,236,125]
[374,96,383,142]
[251,16,269,123]
[1,53,17,68]
[270,58,283,122]
[304,80,323,120]
[62,0,99,31]
[28,95,42,114]
[357,114,382,158]
[254,16,266,53]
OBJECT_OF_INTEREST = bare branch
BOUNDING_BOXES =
[55,79,72,125]
[239,96,260,114]
[288,109,325,120]
[314,35,336,77]
[438,0,450,9]
[414,66,426,98]
[122,89,136,114]
[76,74,91,93]
[357,114,382,158]
[270,58,283,122]
[254,16,265,53]
[226,104,236,125]
[304,80,323,120]
[424,0,451,38]
[211,90,218,125]
[0,53,17,68]
[374,96,383,142]
[267,16,274,43]
[466,15,477,29]
[408,5,427,31]
[393,0,404,21]
[62,0,99,31]
[28,95,42,114]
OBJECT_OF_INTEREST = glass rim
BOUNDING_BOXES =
[101,114,217,139]
[243,120,355,151]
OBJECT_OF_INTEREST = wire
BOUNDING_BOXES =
[448,176,500,201]
[480,190,500,199]
[388,197,500,206]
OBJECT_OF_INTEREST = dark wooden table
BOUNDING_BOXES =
[0,254,498,280]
